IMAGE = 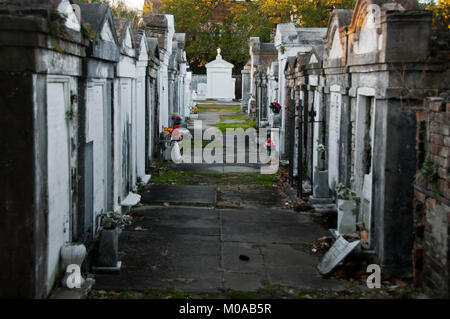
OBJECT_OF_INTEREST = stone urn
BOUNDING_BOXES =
[60,243,86,287]
[97,227,120,268]
[313,170,329,198]
[337,199,357,234]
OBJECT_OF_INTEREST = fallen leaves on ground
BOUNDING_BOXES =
[313,236,333,252]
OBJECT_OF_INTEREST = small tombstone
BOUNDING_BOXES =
[317,236,360,275]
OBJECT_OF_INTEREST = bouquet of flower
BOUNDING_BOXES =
[171,114,183,126]
[270,102,281,114]
[164,127,174,136]
[264,138,276,154]
[190,106,200,114]
[335,183,359,202]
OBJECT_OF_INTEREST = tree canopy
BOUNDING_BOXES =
[75,0,449,74]
[159,0,356,74]
[423,0,450,29]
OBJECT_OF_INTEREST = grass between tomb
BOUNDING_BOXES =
[219,114,249,122]
[197,104,241,113]
[150,169,278,188]
[215,121,256,132]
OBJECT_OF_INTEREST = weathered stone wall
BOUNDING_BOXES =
[255,0,449,281]
[413,97,450,298]
[0,1,189,298]
[0,0,88,297]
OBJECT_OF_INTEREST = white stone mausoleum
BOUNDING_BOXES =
[206,48,235,101]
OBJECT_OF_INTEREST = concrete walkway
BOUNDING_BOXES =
[94,206,344,292]
[93,104,346,295]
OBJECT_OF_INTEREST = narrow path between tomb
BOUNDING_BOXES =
[90,104,409,299]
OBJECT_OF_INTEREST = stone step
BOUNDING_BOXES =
[312,203,337,214]
[142,185,217,206]
[308,196,335,205]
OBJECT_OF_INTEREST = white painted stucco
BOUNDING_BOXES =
[46,78,71,293]
[136,35,149,181]
[206,49,235,101]
[86,81,107,221]
[328,86,342,190]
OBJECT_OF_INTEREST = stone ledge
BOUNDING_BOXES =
[49,277,95,299]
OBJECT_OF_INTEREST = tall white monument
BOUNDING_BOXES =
[206,48,235,101]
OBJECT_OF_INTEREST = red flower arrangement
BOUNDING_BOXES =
[270,102,281,113]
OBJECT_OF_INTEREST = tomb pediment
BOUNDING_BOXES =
[124,29,133,49]
[58,0,81,32]
[347,0,419,56]
[324,9,352,62]
[101,22,115,43]
[78,3,120,61]
[113,18,135,49]
[79,3,119,46]
[352,4,381,54]
[329,29,343,59]
[206,59,234,69]
[206,49,234,69]
[137,34,149,61]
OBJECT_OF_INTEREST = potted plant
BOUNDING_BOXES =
[335,183,359,234]
[269,102,281,114]
[95,212,133,270]
[171,114,183,126]
[190,105,200,119]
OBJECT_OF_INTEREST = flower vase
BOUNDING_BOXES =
[60,243,87,288]
[273,113,281,128]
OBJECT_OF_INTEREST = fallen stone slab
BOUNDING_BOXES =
[142,185,217,206]
[317,236,361,275]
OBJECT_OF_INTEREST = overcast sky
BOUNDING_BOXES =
[121,0,145,10]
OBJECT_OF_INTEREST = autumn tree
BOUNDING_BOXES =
[257,0,356,27]
[159,0,359,73]
[160,0,275,73]
[424,0,450,29]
